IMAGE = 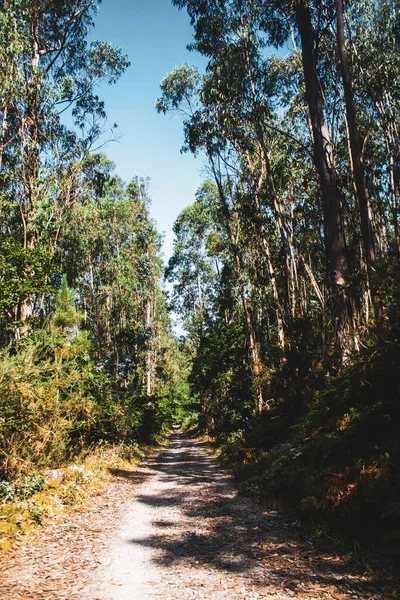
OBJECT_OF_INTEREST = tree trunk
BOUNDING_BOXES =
[0,100,8,169]
[335,0,381,322]
[246,150,286,351]
[389,151,399,248]
[242,33,291,335]
[146,295,152,396]
[295,0,352,360]
[14,0,41,339]
[211,158,264,412]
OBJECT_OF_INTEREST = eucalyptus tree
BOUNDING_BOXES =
[158,56,313,407]
[168,182,256,428]
[0,1,181,474]
[177,0,346,354]
[59,157,163,394]
[158,65,268,409]
[0,0,129,336]
[349,0,400,252]
[166,182,224,341]
[283,0,397,332]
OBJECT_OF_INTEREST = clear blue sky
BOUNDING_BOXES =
[89,0,207,264]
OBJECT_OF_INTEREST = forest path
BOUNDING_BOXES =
[1,433,392,599]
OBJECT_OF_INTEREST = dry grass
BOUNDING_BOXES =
[0,442,149,554]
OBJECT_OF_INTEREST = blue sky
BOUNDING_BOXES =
[89,0,207,264]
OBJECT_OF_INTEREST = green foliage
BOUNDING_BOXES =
[0,154,182,481]
[0,475,46,502]
[0,237,54,338]
[52,275,82,332]
[156,64,202,115]
[160,0,400,554]
[214,339,400,546]
[0,315,168,479]
[191,319,254,434]
[1,0,399,561]
[58,484,83,506]
[0,0,185,502]
[0,331,91,478]
[0,482,16,502]
[28,501,47,524]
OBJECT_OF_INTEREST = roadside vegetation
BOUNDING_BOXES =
[211,340,400,551]
[0,0,190,551]
[161,0,400,553]
[0,442,152,552]
[1,0,399,560]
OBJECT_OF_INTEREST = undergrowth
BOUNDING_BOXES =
[0,442,150,553]
[211,340,400,554]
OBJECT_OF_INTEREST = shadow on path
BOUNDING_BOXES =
[124,433,392,599]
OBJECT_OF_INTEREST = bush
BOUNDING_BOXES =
[214,339,400,548]
[0,475,46,502]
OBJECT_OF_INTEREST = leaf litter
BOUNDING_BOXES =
[1,433,398,600]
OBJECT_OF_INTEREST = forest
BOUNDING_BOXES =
[1,0,399,554]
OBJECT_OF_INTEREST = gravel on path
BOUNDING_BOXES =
[1,433,396,600]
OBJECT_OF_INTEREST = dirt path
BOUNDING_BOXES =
[1,433,396,599]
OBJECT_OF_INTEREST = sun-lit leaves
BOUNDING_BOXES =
[0,1,185,485]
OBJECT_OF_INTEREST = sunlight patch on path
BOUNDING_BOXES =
[84,434,241,599]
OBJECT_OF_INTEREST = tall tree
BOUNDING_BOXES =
[0,0,129,336]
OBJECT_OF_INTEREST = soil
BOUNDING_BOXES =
[1,433,398,600]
